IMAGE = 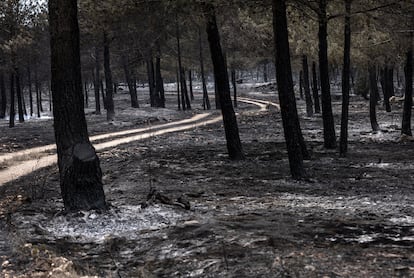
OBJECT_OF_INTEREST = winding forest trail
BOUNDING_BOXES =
[0,98,279,186]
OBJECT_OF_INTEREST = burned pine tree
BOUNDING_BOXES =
[203,2,244,160]
[48,0,107,211]
[272,0,307,179]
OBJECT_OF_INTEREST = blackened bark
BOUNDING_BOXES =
[199,27,211,110]
[176,67,181,110]
[122,55,139,108]
[94,47,101,114]
[188,70,194,101]
[263,62,268,83]
[35,68,41,118]
[9,73,15,128]
[0,72,7,119]
[146,58,155,107]
[381,67,392,112]
[214,76,221,109]
[402,50,413,136]
[155,45,165,108]
[48,0,107,211]
[49,84,53,111]
[103,32,115,121]
[231,69,237,108]
[299,71,304,100]
[15,69,24,123]
[203,3,244,160]
[272,0,307,179]
[27,67,33,116]
[387,68,395,98]
[181,68,192,110]
[176,20,191,110]
[339,0,351,157]
[318,0,336,149]
[369,66,380,132]
[312,61,321,113]
[84,82,88,108]
[302,55,313,117]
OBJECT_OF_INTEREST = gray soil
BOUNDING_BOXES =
[0,88,413,277]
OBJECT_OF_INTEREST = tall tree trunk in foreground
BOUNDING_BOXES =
[318,0,336,149]
[402,49,413,136]
[339,0,351,157]
[0,72,6,119]
[312,61,321,113]
[369,66,380,132]
[199,26,211,110]
[302,55,313,117]
[103,32,115,121]
[9,73,15,128]
[272,0,307,179]
[203,3,244,160]
[48,0,107,211]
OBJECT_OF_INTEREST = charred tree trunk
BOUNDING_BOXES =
[176,19,191,110]
[272,0,307,179]
[381,67,392,112]
[0,72,6,119]
[48,0,107,211]
[35,68,41,118]
[146,58,155,107]
[203,3,244,160]
[369,66,380,132]
[103,32,115,121]
[15,69,24,123]
[155,45,165,108]
[94,47,101,114]
[312,61,321,113]
[318,0,336,149]
[84,81,88,108]
[122,55,139,108]
[402,50,413,136]
[27,67,33,116]
[199,27,211,110]
[9,73,15,128]
[299,71,304,100]
[176,67,181,110]
[231,69,238,108]
[181,68,191,110]
[188,70,194,101]
[302,55,313,117]
[339,0,351,157]
[263,62,268,83]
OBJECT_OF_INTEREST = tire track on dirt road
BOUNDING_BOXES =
[0,98,279,186]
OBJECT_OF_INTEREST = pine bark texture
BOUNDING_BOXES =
[312,61,321,113]
[48,0,107,211]
[318,0,336,149]
[369,66,380,132]
[103,32,115,121]
[302,55,313,117]
[0,72,6,119]
[203,3,244,160]
[339,0,351,157]
[402,50,413,136]
[272,0,307,179]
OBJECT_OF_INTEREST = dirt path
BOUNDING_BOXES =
[0,98,278,186]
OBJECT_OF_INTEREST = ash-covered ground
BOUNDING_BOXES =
[0,84,413,277]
